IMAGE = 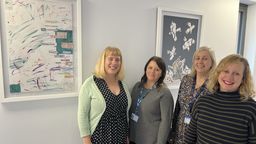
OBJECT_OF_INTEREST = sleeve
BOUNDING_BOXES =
[77,80,92,137]
[129,82,140,114]
[184,96,200,144]
[170,97,181,142]
[170,77,186,143]
[131,82,140,99]
[122,81,132,122]
[156,88,174,144]
[248,109,256,143]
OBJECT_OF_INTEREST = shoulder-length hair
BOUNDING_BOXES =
[141,56,166,88]
[94,46,125,80]
[190,46,216,77]
[207,54,255,100]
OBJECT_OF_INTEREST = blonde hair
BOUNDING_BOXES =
[207,54,255,100]
[190,46,216,77]
[94,46,125,80]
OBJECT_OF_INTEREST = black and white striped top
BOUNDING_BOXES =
[184,90,256,144]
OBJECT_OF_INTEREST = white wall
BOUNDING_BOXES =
[0,0,239,144]
[83,0,239,87]
[243,4,256,90]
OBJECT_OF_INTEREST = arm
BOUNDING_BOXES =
[77,80,92,138]
[129,82,140,115]
[248,114,256,143]
[184,116,197,144]
[122,81,132,121]
[170,77,187,143]
[170,95,181,142]
[156,89,174,144]
[184,97,200,144]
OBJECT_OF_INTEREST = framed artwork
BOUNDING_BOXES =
[0,0,82,102]
[156,7,202,89]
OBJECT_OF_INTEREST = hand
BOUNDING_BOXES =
[82,136,92,144]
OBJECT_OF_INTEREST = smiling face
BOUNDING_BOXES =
[218,62,244,92]
[104,53,121,76]
[146,60,162,84]
[194,50,213,75]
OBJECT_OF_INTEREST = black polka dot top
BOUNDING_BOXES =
[91,76,128,144]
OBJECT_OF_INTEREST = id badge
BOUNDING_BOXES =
[131,113,139,122]
[184,115,191,124]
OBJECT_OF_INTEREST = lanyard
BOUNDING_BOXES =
[134,87,151,115]
[188,77,207,113]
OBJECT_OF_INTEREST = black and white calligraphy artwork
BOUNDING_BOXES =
[161,14,201,86]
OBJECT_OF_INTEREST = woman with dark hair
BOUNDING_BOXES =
[129,56,174,144]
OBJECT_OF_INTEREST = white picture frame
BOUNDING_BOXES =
[0,0,82,103]
[156,7,202,89]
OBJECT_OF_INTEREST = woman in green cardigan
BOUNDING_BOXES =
[78,46,131,144]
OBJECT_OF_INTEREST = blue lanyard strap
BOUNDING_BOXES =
[134,87,151,115]
[188,77,208,112]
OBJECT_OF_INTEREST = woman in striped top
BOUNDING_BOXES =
[185,54,256,144]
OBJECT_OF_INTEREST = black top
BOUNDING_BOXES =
[185,90,256,144]
[91,76,128,144]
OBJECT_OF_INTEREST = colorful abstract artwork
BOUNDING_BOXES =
[4,0,75,93]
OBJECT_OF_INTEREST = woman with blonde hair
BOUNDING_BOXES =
[78,46,131,144]
[207,54,255,100]
[185,54,256,143]
[171,46,216,144]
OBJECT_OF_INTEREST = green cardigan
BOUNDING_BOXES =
[77,75,131,137]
